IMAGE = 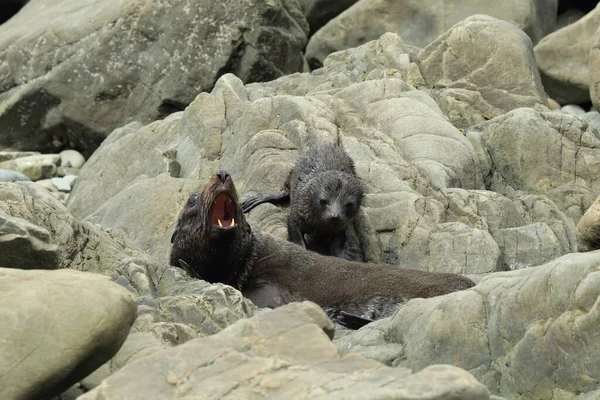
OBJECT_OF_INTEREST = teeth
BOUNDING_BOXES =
[231,218,235,226]
[218,219,223,227]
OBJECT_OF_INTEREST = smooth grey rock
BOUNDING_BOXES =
[35,178,58,192]
[535,3,600,104]
[582,110,600,131]
[0,268,136,400]
[51,176,72,192]
[336,251,600,399]
[419,15,548,129]
[81,302,493,400]
[0,0,309,155]
[561,104,586,117]
[0,211,60,269]
[0,168,31,181]
[306,0,557,67]
[59,149,86,169]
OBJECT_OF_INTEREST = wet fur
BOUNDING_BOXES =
[242,143,365,261]
[170,172,475,329]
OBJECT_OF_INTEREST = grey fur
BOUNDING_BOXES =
[243,143,365,261]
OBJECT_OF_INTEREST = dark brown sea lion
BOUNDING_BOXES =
[242,143,365,261]
[170,170,475,328]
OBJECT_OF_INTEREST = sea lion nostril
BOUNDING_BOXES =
[216,170,230,183]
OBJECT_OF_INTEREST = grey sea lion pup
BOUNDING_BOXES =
[170,170,475,329]
[242,143,365,261]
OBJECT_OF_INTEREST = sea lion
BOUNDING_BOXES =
[242,143,365,261]
[170,170,475,329]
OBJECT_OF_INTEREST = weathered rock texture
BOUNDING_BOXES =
[336,251,600,399]
[81,302,494,400]
[0,268,136,400]
[535,3,600,104]
[67,23,567,275]
[577,193,600,251]
[0,0,308,155]
[0,211,59,269]
[306,0,557,67]
[589,17,600,110]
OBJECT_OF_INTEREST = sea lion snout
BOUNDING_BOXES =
[216,170,230,183]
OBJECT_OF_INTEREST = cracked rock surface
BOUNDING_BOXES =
[336,250,600,399]
[0,0,308,155]
[81,302,495,400]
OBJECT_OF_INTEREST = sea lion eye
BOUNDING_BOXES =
[319,199,328,207]
[188,194,199,205]
[346,202,355,210]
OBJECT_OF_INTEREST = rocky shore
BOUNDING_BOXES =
[2,0,600,399]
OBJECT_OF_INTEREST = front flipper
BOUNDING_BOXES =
[336,311,374,329]
[242,190,289,213]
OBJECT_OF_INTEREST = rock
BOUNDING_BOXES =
[577,193,600,251]
[55,166,80,177]
[336,250,600,399]
[59,149,86,169]
[0,268,136,400]
[535,3,600,104]
[298,0,359,35]
[0,150,39,162]
[0,154,60,180]
[582,110,600,131]
[306,0,557,67]
[419,15,548,129]
[466,108,600,222]
[0,0,309,155]
[547,97,561,110]
[35,178,58,192]
[81,302,493,400]
[0,181,159,275]
[0,211,60,269]
[51,176,72,192]
[561,104,587,116]
[589,17,600,110]
[0,168,31,181]
[62,174,78,189]
[556,9,586,29]
[66,31,581,274]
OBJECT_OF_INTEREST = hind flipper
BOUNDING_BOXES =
[242,190,289,213]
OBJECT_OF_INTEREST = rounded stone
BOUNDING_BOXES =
[59,150,86,169]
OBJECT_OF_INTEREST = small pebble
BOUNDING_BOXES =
[0,169,32,182]
[51,177,72,192]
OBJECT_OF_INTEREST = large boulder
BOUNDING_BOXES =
[0,268,136,400]
[419,15,549,129]
[305,0,557,68]
[467,108,600,222]
[0,0,308,155]
[535,3,600,104]
[336,250,600,399]
[81,302,495,400]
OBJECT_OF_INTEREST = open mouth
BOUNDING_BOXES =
[210,193,236,228]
